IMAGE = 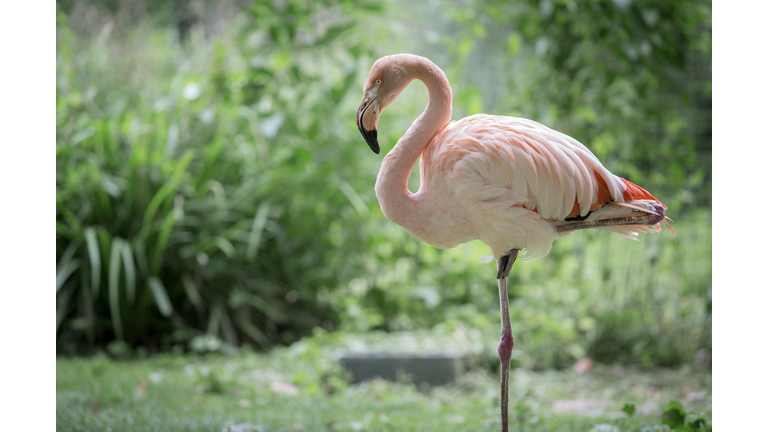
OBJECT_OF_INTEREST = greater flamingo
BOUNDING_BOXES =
[355,54,670,431]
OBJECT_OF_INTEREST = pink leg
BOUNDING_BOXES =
[497,250,518,432]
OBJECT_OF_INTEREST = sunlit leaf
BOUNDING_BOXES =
[507,33,522,55]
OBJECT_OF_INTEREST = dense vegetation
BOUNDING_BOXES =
[56,0,711,370]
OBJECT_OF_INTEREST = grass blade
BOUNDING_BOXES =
[109,238,124,340]
[84,227,101,295]
[56,221,72,238]
[214,236,237,258]
[140,151,194,237]
[150,212,177,274]
[148,276,173,317]
[121,241,137,305]
[246,203,270,260]
[233,312,270,348]
[181,274,203,311]
[58,240,81,267]
[56,259,80,292]
[60,209,83,237]
[242,293,289,323]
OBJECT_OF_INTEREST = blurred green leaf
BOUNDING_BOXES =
[316,23,354,46]
[181,274,204,311]
[661,400,686,428]
[621,402,636,417]
[121,241,137,305]
[56,259,80,293]
[214,236,237,258]
[331,70,358,105]
[109,238,124,340]
[83,227,101,296]
[246,203,270,261]
[148,276,173,317]
[339,180,368,217]
[140,151,194,238]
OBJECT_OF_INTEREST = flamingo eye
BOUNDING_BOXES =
[376,79,381,84]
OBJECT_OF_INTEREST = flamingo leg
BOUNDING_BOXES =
[556,203,666,233]
[497,249,518,432]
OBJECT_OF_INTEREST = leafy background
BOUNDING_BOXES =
[56,0,711,371]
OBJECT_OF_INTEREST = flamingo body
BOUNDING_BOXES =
[359,54,667,261]
[355,53,670,432]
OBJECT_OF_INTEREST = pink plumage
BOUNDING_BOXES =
[356,53,670,261]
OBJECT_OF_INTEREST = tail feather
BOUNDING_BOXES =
[621,178,666,209]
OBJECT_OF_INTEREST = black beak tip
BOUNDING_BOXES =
[359,125,379,155]
[366,133,380,155]
[370,140,380,155]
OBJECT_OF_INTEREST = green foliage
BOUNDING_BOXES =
[662,400,686,429]
[623,402,636,417]
[57,0,711,371]
[56,2,377,353]
[661,400,712,432]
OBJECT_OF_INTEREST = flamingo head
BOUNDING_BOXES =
[356,54,417,154]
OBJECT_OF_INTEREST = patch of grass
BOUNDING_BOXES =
[57,334,711,432]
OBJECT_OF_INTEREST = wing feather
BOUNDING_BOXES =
[421,114,662,259]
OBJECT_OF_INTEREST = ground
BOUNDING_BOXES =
[56,347,711,432]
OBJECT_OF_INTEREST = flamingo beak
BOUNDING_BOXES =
[356,94,379,154]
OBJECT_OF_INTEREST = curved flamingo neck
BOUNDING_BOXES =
[374,59,453,225]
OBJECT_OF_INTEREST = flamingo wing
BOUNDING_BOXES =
[424,114,665,259]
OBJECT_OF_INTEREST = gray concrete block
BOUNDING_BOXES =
[340,352,465,386]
